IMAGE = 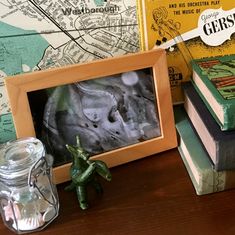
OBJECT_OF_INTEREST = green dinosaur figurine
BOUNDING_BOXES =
[65,136,112,210]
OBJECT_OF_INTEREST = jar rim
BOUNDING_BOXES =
[0,137,45,180]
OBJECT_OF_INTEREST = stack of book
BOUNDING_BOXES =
[174,54,235,195]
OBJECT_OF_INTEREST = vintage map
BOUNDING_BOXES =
[0,0,140,143]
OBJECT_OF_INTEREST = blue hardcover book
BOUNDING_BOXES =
[183,82,235,171]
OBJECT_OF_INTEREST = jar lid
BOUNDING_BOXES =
[0,137,45,180]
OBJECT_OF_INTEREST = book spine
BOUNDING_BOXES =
[217,141,235,171]
[136,0,146,51]
[223,104,235,131]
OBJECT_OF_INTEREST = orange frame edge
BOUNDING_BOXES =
[5,49,177,184]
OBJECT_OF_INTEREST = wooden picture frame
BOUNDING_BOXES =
[5,49,177,184]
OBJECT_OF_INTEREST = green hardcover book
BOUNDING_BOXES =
[174,105,235,195]
[191,54,235,130]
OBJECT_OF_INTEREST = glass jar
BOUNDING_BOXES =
[0,137,59,234]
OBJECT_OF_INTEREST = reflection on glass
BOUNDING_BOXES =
[28,68,161,167]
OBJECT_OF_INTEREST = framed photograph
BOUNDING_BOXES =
[5,49,177,184]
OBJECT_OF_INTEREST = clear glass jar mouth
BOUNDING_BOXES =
[0,137,45,180]
[0,138,59,234]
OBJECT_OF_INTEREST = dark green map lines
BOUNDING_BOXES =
[0,0,139,143]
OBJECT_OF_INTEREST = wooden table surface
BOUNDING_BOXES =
[1,148,235,235]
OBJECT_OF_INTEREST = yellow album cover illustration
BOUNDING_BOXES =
[138,0,235,103]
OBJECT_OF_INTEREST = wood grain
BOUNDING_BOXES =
[1,149,235,235]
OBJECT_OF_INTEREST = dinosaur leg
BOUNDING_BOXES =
[95,160,112,181]
[76,185,88,210]
[91,178,103,195]
[65,181,76,191]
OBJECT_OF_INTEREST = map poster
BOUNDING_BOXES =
[0,0,140,143]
